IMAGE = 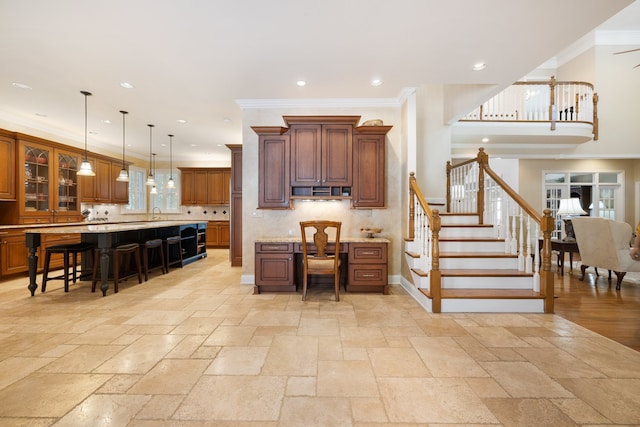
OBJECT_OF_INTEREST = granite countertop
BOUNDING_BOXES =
[256,236,390,243]
[15,220,207,234]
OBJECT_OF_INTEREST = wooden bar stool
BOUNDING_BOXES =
[42,242,95,293]
[91,243,142,293]
[164,236,183,270]
[141,238,167,281]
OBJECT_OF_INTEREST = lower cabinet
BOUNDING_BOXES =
[254,239,388,295]
[254,242,295,293]
[1,230,30,276]
[206,221,230,248]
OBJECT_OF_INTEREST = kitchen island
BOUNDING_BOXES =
[25,221,207,296]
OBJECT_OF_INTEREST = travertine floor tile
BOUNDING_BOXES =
[128,359,210,394]
[410,336,489,377]
[279,396,353,427]
[205,346,268,375]
[368,347,431,377]
[317,360,378,397]
[481,361,575,398]
[262,335,318,376]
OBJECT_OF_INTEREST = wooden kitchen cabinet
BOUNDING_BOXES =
[78,157,112,203]
[347,241,388,294]
[0,133,16,201]
[180,168,230,206]
[290,123,353,187]
[254,128,291,209]
[254,242,295,293]
[0,230,29,276]
[111,162,129,204]
[206,220,230,248]
[352,128,391,208]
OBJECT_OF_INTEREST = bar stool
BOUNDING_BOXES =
[165,236,183,270]
[41,242,95,293]
[91,243,142,293]
[141,238,167,281]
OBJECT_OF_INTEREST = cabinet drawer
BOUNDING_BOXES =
[349,243,387,263]
[295,242,346,254]
[348,264,387,286]
[255,242,293,253]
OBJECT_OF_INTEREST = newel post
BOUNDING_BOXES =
[409,172,416,240]
[445,161,452,212]
[548,76,556,122]
[476,147,488,224]
[430,209,441,313]
[592,92,599,141]
[540,209,555,313]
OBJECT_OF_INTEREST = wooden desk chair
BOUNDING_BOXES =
[300,220,342,301]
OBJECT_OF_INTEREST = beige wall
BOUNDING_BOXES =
[241,105,403,283]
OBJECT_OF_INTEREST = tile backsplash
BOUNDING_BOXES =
[81,204,230,222]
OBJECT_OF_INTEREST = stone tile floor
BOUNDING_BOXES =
[0,249,639,426]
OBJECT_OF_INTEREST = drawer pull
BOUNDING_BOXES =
[360,251,375,255]
[362,273,376,277]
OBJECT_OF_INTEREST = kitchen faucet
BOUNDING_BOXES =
[152,207,162,220]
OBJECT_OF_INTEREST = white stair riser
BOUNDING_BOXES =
[409,270,429,289]
[405,254,421,269]
[440,240,505,252]
[441,298,544,313]
[440,227,495,238]
[440,215,479,225]
[440,257,518,269]
[442,276,532,289]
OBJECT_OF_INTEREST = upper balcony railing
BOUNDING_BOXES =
[459,76,598,140]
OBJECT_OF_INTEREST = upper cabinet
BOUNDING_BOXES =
[254,116,391,209]
[78,157,128,204]
[0,133,16,201]
[179,167,231,206]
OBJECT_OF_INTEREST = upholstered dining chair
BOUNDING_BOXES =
[300,220,342,301]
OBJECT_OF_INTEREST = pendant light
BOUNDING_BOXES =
[77,91,95,176]
[116,110,129,182]
[166,134,175,188]
[150,153,158,194]
[145,124,155,186]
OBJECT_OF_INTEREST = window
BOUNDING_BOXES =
[543,171,623,238]
[149,169,181,213]
[122,165,146,213]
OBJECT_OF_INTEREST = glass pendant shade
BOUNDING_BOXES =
[150,185,158,195]
[145,124,155,186]
[76,91,95,176]
[116,110,129,182]
[166,134,175,188]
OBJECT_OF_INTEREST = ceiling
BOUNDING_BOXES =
[0,0,637,164]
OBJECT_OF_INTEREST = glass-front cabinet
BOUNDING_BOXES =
[18,139,83,223]
[55,152,79,215]
[23,143,51,216]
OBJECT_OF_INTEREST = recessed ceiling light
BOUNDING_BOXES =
[296,80,307,87]
[190,143,197,147]
[472,63,487,71]
[371,79,383,86]
[482,137,490,143]
[177,119,187,124]
[223,117,231,123]
[12,82,32,90]
[35,112,47,117]
[120,82,135,89]
[89,131,98,135]
[102,119,112,124]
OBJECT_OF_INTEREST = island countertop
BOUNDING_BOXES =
[25,220,206,234]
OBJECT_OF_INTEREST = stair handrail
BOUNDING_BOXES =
[460,76,598,140]
[409,172,442,312]
[446,147,555,312]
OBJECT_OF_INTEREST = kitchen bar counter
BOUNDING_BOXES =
[25,221,207,296]
[255,236,390,244]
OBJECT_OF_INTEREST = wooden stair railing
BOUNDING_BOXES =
[410,147,555,313]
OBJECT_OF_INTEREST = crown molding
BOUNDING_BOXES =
[236,97,401,110]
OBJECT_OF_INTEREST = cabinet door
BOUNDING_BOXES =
[290,125,321,186]
[222,170,231,204]
[259,134,291,208]
[95,158,112,202]
[206,222,219,246]
[181,170,195,205]
[78,157,96,202]
[54,150,81,216]
[255,252,294,286]
[352,134,385,208]
[207,170,223,204]
[0,232,29,275]
[0,135,15,200]
[219,222,230,246]
[193,170,208,204]
[21,141,52,216]
[111,161,129,204]
[322,124,352,186]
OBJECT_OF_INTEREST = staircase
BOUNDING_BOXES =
[404,212,545,313]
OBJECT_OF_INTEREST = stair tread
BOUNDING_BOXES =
[438,212,478,216]
[440,237,505,242]
[440,252,516,258]
[420,288,544,299]
[442,224,493,228]
[441,268,533,277]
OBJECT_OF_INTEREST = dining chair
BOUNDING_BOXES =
[299,220,342,301]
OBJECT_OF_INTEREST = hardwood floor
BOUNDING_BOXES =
[553,265,640,352]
